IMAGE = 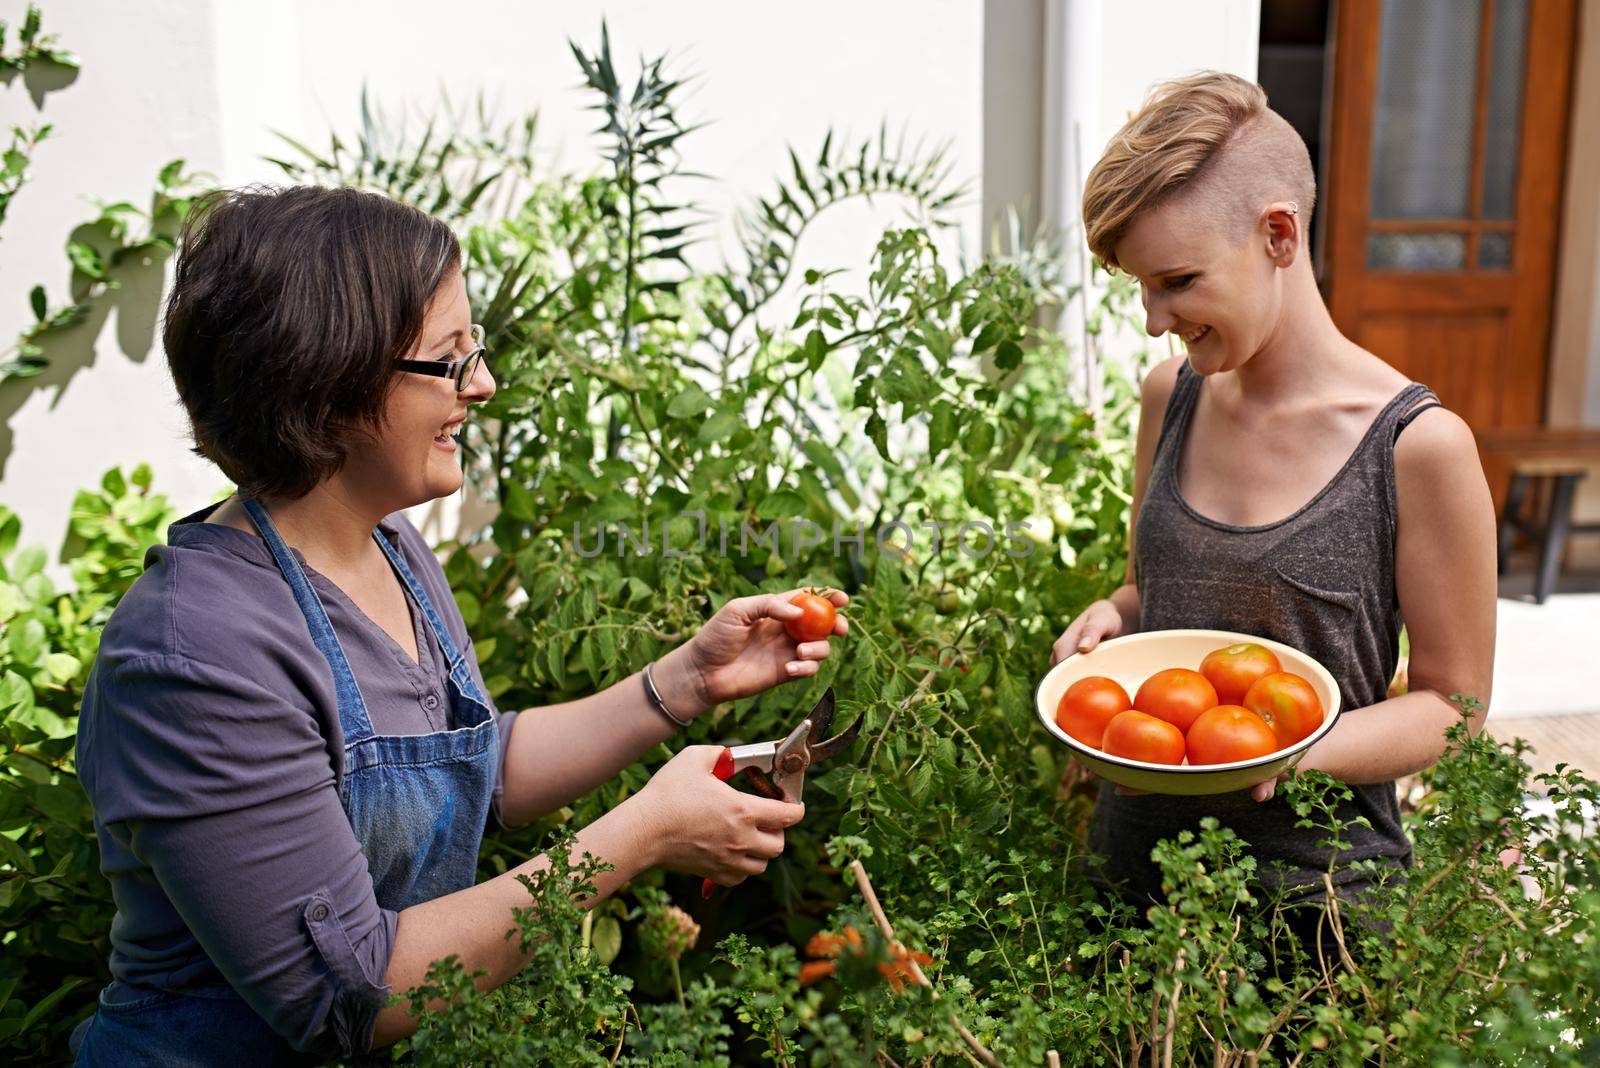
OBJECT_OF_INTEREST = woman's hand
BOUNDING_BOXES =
[633,745,806,886]
[663,588,849,712]
[1051,598,1125,665]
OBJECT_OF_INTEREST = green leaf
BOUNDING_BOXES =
[592,915,622,964]
[666,384,713,419]
[755,490,806,520]
[7,617,46,666]
[0,833,35,874]
[42,653,80,682]
[801,328,828,368]
[11,545,45,580]
[20,978,83,1033]
[696,409,740,444]
[0,508,18,558]
[994,338,1022,370]
[502,481,538,522]
[865,411,889,460]
[28,285,46,322]
[65,241,104,279]
[33,783,85,825]
[927,402,958,458]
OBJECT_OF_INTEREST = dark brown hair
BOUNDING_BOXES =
[163,184,461,499]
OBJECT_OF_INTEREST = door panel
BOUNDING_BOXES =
[1356,313,1509,428]
[1324,0,1576,433]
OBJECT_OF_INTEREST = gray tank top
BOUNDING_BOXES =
[1089,360,1441,905]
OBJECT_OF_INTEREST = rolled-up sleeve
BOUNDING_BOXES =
[97,654,396,1057]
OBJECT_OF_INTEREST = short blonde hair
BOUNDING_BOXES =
[1082,72,1315,269]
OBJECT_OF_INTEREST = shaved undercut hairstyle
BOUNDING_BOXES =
[1082,72,1316,270]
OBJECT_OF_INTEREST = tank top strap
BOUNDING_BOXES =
[1391,382,1443,444]
[1152,359,1204,459]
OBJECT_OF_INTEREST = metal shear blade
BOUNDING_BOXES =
[728,688,862,803]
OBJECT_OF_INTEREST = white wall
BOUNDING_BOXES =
[0,0,984,555]
[3,0,1272,560]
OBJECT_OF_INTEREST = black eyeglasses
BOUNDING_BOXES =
[395,324,486,391]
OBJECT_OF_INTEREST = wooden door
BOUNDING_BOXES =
[1323,0,1577,431]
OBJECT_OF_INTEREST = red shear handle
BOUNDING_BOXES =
[702,748,736,897]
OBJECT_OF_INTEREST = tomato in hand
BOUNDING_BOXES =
[1243,672,1324,747]
[784,591,838,643]
[1185,705,1279,765]
[1133,668,1218,734]
[1101,710,1186,765]
[1200,642,1282,705]
[1055,676,1133,748]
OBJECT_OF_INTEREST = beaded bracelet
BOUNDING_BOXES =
[642,660,693,729]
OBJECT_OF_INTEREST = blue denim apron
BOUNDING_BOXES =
[74,500,498,1065]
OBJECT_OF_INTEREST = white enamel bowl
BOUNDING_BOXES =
[1035,629,1341,796]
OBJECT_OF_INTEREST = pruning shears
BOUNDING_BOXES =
[701,687,862,898]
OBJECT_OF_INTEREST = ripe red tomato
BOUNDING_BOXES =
[1101,710,1186,765]
[784,591,837,642]
[1199,643,1282,705]
[1243,672,1324,747]
[1133,668,1218,734]
[1055,676,1133,748]
[1185,705,1280,765]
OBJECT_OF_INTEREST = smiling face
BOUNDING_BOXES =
[1114,195,1293,376]
[334,267,495,512]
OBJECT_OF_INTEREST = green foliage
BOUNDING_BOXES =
[1,18,1596,1068]
[0,467,173,1059]
[0,3,78,77]
[0,123,51,236]
[390,836,634,1066]
[1,5,206,381]
[3,159,207,381]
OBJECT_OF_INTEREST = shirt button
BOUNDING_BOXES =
[423,694,440,711]
[308,902,330,922]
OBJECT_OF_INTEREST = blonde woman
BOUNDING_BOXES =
[1051,74,1497,945]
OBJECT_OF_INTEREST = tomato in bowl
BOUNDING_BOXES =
[1035,629,1341,795]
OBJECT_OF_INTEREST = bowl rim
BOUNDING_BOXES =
[1034,628,1343,775]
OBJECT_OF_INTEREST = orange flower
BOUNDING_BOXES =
[799,924,933,994]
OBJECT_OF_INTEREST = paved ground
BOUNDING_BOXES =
[1484,556,1600,786]
[1488,713,1600,785]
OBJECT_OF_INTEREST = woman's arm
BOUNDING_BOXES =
[495,650,698,826]
[498,588,847,826]
[373,744,804,1047]
[1263,406,1497,797]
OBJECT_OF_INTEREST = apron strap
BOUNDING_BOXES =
[373,529,488,705]
[239,498,378,745]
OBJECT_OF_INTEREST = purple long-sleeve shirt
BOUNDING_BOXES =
[75,505,518,1057]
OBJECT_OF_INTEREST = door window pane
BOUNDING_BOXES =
[1478,231,1512,268]
[1370,0,1482,218]
[1367,232,1467,270]
[1482,0,1529,219]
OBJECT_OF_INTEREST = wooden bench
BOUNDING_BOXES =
[1475,427,1600,604]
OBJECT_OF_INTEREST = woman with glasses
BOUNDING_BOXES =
[70,185,842,1064]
